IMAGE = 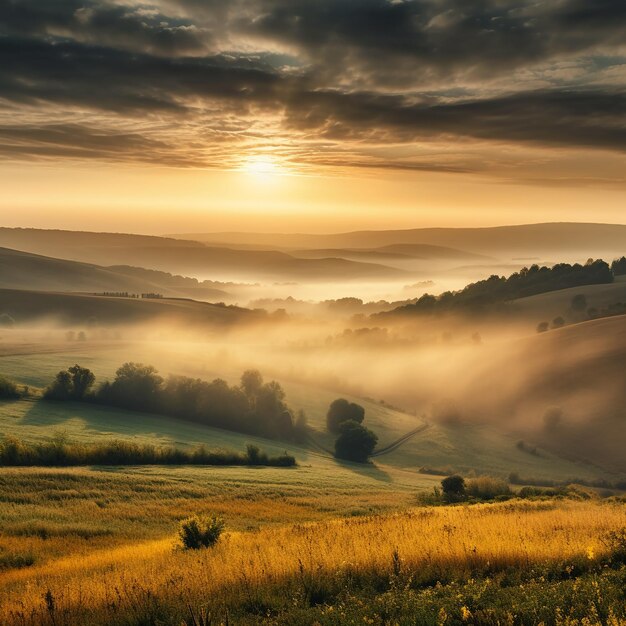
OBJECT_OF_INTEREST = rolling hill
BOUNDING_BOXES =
[0,228,408,282]
[0,288,254,326]
[0,247,230,299]
[173,222,626,261]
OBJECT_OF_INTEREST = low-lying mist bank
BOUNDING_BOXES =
[1,304,624,474]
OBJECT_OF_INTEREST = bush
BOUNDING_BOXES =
[0,376,21,400]
[441,475,465,502]
[326,398,365,433]
[334,420,377,463]
[179,515,225,550]
[466,476,512,500]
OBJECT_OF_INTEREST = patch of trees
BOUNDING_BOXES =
[326,399,378,463]
[390,260,614,316]
[537,291,626,332]
[44,365,95,401]
[0,436,296,467]
[44,363,303,442]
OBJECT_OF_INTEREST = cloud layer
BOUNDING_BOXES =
[0,0,624,179]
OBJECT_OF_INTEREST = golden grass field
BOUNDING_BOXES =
[1,494,624,625]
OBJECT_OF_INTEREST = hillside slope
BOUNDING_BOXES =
[0,228,408,282]
[0,289,253,326]
[0,247,229,298]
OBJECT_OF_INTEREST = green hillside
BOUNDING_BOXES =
[0,342,621,484]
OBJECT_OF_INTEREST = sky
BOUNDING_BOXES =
[0,0,624,233]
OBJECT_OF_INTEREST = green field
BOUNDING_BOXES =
[0,341,622,484]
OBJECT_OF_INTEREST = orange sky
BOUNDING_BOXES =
[1,159,625,234]
[1,0,625,234]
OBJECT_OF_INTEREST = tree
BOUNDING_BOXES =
[67,365,95,399]
[44,365,95,400]
[97,362,163,411]
[293,409,308,442]
[611,257,626,277]
[552,316,565,329]
[334,420,378,463]
[326,398,365,433]
[241,369,263,400]
[571,294,587,312]
[441,475,466,502]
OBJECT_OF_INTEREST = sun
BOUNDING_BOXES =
[240,155,284,178]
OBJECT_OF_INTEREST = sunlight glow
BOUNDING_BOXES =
[240,155,284,178]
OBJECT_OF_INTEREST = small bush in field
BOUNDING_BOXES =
[0,376,21,400]
[179,515,225,550]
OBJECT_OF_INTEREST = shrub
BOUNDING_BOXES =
[466,476,512,500]
[0,376,21,400]
[334,420,378,463]
[536,321,549,333]
[441,475,466,502]
[179,515,225,550]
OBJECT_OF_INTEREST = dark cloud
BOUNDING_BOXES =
[226,0,626,85]
[0,0,209,55]
[284,88,626,152]
[0,0,624,173]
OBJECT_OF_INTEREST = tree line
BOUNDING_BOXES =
[43,363,303,441]
[389,259,615,316]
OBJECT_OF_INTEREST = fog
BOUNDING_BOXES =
[2,297,623,472]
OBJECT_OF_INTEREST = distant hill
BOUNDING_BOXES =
[290,244,490,263]
[0,247,230,299]
[0,228,408,282]
[0,288,255,326]
[172,223,626,261]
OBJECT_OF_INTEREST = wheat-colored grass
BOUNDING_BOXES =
[1,500,623,625]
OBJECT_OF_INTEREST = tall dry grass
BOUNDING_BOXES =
[1,500,623,625]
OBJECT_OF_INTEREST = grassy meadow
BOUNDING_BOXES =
[0,337,625,624]
[0,496,624,625]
